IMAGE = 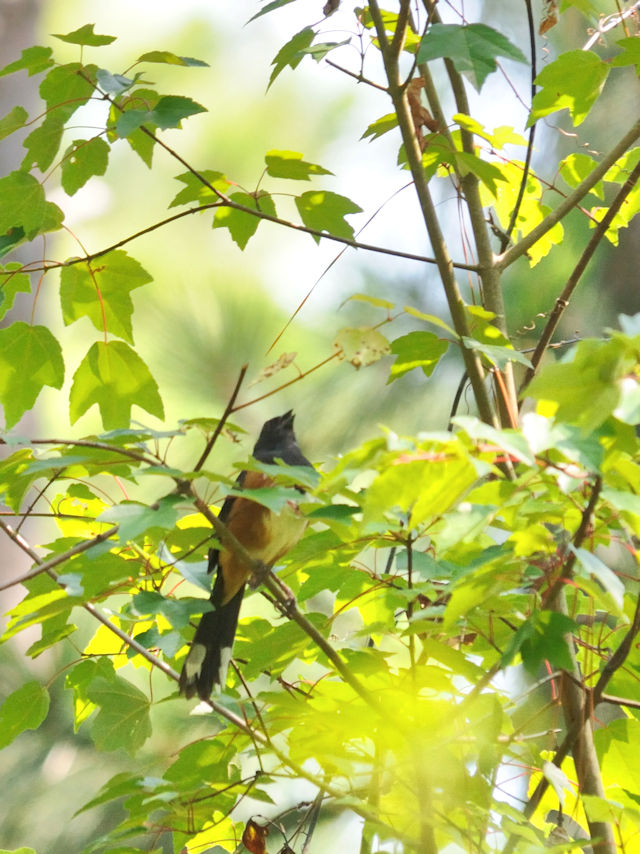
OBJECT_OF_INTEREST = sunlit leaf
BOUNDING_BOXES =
[213,191,276,248]
[388,331,449,382]
[52,23,116,46]
[529,50,609,126]
[265,149,332,180]
[334,326,390,368]
[137,50,208,67]
[295,190,362,242]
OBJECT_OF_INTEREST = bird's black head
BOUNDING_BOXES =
[252,410,310,466]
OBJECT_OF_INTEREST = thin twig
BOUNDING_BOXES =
[0,199,479,279]
[193,364,248,472]
[300,792,324,854]
[0,436,158,466]
[325,58,388,91]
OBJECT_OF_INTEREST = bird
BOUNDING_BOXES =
[179,410,312,700]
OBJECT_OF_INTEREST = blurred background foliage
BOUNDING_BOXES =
[1,0,639,851]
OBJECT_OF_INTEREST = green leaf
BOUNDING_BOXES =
[268,27,315,88]
[96,69,136,95]
[295,190,362,242]
[525,337,629,432]
[137,50,208,67]
[612,36,640,72]
[169,170,230,207]
[87,674,151,755]
[455,151,507,196]
[109,87,159,167]
[0,264,31,320]
[22,63,96,171]
[0,172,46,237]
[60,250,152,343]
[115,95,206,136]
[0,323,64,428]
[461,336,532,369]
[0,106,28,141]
[98,495,182,542]
[0,45,53,78]
[69,340,164,429]
[559,0,600,16]
[2,575,77,642]
[479,159,564,266]
[249,0,297,23]
[265,150,333,180]
[571,546,624,611]
[150,95,207,129]
[40,61,96,111]
[559,152,604,199]
[344,292,395,310]
[388,331,449,382]
[22,114,65,171]
[404,305,456,335]
[529,50,609,127]
[131,590,212,630]
[334,326,390,368]
[0,681,50,748]
[363,453,478,527]
[52,24,116,46]
[361,112,398,142]
[297,38,352,61]
[0,227,25,258]
[213,191,277,249]
[164,741,238,787]
[61,137,110,195]
[416,23,526,91]
[0,848,38,854]
[501,611,575,674]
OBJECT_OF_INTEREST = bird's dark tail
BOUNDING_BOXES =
[178,585,245,700]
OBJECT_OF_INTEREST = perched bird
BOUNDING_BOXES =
[179,410,312,700]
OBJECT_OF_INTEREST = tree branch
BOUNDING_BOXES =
[368,0,497,431]
[497,118,640,270]
[521,156,640,392]
[1,200,480,280]
[193,363,248,472]
[422,0,517,425]
[0,522,119,592]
